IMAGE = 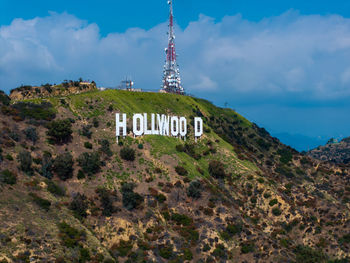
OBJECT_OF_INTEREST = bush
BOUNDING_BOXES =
[277,149,293,164]
[96,188,114,216]
[29,193,51,211]
[17,150,32,174]
[0,91,10,106]
[240,241,255,254]
[12,102,55,121]
[79,125,92,139]
[293,245,327,263]
[187,180,202,199]
[272,207,282,216]
[46,119,72,144]
[0,169,17,185]
[208,160,226,178]
[79,247,91,263]
[159,245,174,259]
[92,117,99,128]
[221,223,242,240]
[175,165,188,176]
[57,221,86,248]
[53,153,74,180]
[77,170,85,180]
[70,193,89,219]
[171,213,192,226]
[24,127,38,144]
[77,152,101,176]
[121,183,144,210]
[269,198,278,206]
[84,141,93,149]
[120,147,135,161]
[99,139,113,157]
[138,143,143,149]
[47,180,65,196]
[41,152,53,179]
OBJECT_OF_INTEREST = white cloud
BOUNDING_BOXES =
[1,10,350,105]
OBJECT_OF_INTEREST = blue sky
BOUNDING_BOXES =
[1,0,350,150]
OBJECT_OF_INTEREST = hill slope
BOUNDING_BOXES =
[0,89,349,263]
[308,137,350,164]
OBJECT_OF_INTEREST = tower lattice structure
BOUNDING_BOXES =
[161,0,184,95]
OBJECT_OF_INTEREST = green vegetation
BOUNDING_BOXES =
[175,165,188,176]
[208,160,226,178]
[24,127,38,144]
[70,193,89,219]
[187,180,202,199]
[293,245,327,263]
[77,152,101,176]
[0,169,17,185]
[57,221,86,248]
[47,180,65,196]
[120,147,135,161]
[29,193,51,211]
[17,150,33,175]
[53,153,74,180]
[84,141,93,149]
[46,119,72,144]
[121,183,143,210]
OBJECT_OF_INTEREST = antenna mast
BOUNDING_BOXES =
[161,0,184,95]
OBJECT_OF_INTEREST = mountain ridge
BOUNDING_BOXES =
[0,88,349,262]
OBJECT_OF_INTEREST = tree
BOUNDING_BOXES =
[120,147,135,161]
[46,119,72,144]
[41,152,53,179]
[208,160,226,179]
[96,188,114,216]
[77,152,101,177]
[99,139,113,157]
[53,153,74,180]
[17,150,33,174]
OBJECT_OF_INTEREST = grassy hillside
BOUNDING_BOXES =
[0,89,349,263]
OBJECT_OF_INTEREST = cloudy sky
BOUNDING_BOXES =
[1,0,350,151]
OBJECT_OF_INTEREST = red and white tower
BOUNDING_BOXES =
[161,0,184,94]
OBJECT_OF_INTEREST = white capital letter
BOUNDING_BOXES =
[179,117,187,137]
[171,116,179,137]
[194,117,203,138]
[143,113,152,135]
[151,113,159,135]
[133,114,144,136]
[116,113,127,137]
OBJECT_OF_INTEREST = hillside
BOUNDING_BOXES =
[0,89,349,263]
[308,137,350,165]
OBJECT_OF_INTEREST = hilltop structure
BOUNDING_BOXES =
[160,0,185,95]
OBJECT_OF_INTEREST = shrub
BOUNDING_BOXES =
[17,150,33,174]
[70,193,89,219]
[47,180,65,196]
[12,102,55,121]
[5,154,13,161]
[84,141,93,149]
[171,213,192,226]
[79,125,92,139]
[293,245,327,263]
[187,180,202,199]
[240,241,255,254]
[0,169,17,185]
[277,149,293,164]
[99,139,113,157]
[183,248,193,260]
[53,153,74,180]
[138,143,143,150]
[155,193,167,203]
[41,152,53,179]
[221,223,243,240]
[121,183,144,210]
[110,240,133,257]
[0,91,10,105]
[269,198,278,206]
[29,193,51,211]
[208,160,226,178]
[77,152,101,176]
[46,119,72,144]
[92,117,99,128]
[24,127,38,144]
[9,131,20,142]
[79,247,91,263]
[272,207,282,216]
[159,245,174,259]
[96,188,114,216]
[57,221,86,248]
[175,165,188,176]
[120,147,135,161]
[77,170,85,180]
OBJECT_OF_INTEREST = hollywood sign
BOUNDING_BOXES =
[116,113,203,141]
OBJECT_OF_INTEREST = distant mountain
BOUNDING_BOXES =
[307,137,350,164]
[272,132,327,152]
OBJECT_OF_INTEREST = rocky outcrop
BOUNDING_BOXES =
[9,82,97,101]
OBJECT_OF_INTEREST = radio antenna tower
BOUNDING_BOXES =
[161,0,184,95]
